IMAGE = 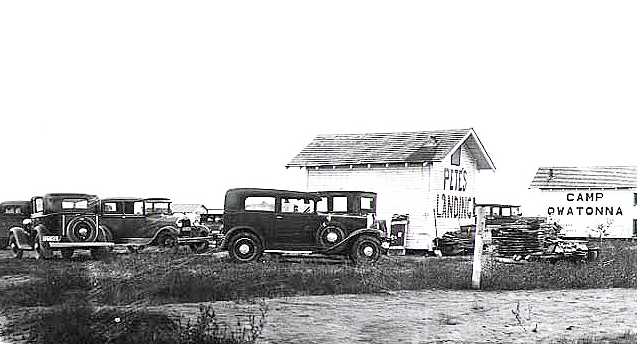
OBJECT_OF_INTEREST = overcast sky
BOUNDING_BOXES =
[1,1,636,214]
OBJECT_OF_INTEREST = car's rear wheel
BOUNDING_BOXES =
[34,234,53,260]
[61,249,74,259]
[9,235,22,259]
[316,224,346,247]
[229,232,262,263]
[349,235,381,264]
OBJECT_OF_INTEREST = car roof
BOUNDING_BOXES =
[0,200,31,206]
[225,188,322,201]
[314,191,377,196]
[101,197,145,202]
[41,193,98,199]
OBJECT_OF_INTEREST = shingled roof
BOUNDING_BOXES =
[529,166,637,189]
[287,128,495,170]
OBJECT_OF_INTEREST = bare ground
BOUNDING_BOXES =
[155,288,637,344]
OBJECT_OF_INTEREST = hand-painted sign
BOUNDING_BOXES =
[436,167,473,219]
[546,192,623,216]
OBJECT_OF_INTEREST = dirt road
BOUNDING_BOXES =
[160,288,637,344]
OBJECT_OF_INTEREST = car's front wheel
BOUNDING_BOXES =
[157,232,178,248]
[9,235,22,259]
[34,234,53,260]
[349,235,381,264]
[229,232,263,263]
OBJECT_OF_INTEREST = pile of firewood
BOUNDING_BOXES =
[491,221,546,257]
[434,230,475,256]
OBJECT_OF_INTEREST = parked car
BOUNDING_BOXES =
[8,193,113,259]
[313,191,388,246]
[99,197,217,253]
[220,188,391,263]
[0,201,31,249]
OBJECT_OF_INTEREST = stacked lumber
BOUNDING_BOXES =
[491,221,545,257]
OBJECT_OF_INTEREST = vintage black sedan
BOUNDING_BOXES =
[0,201,31,249]
[9,193,113,259]
[99,197,216,253]
[220,188,391,263]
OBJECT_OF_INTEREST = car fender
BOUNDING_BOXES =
[220,226,265,250]
[9,226,31,249]
[97,225,114,242]
[319,228,385,254]
[152,226,180,243]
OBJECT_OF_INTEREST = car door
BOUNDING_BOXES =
[122,201,147,241]
[274,197,320,250]
[242,196,276,248]
[100,201,125,241]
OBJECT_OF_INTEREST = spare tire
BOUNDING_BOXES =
[316,224,346,248]
[66,216,98,242]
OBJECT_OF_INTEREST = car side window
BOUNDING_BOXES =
[103,202,121,213]
[282,198,315,213]
[34,198,44,213]
[244,197,275,212]
[317,197,327,212]
[134,202,144,215]
[15,207,21,214]
[333,196,348,212]
[361,197,374,210]
[123,202,140,215]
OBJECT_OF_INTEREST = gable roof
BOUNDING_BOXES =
[286,128,495,170]
[172,204,208,213]
[529,166,637,189]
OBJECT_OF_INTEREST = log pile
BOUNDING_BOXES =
[434,230,475,256]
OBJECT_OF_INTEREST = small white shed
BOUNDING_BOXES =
[529,166,637,238]
[287,128,496,250]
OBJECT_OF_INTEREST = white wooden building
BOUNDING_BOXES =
[529,166,637,238]
[287,128,496,250]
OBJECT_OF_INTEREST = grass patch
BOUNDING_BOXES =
[93,253,472,305]
[482,240,637,290]
[0,262,92,307]
[4,300,266,344]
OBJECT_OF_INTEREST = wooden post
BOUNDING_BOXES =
[472,207,486,289]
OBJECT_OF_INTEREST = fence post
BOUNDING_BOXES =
[472,207,486,289]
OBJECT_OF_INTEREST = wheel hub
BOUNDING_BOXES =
[78,227,88,238]
[326,232,338,243]
[238,243,251,254]
[363,246,374,257]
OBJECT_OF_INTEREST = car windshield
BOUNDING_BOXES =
[61,199,88,209]
[145,202,171,215]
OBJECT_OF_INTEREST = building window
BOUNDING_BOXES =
[634,219,637,237]
[451,148,461,166]
[634,193,637,206]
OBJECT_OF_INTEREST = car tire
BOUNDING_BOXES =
[61,249,74,259]
[127,245,145,254]
[34,234,53,260]
[9,235,22,259]
[157,232,178,248]
[349,235,381,264]
[67,216,98,242]
[228,232,263,263]
[316,224,346,247]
